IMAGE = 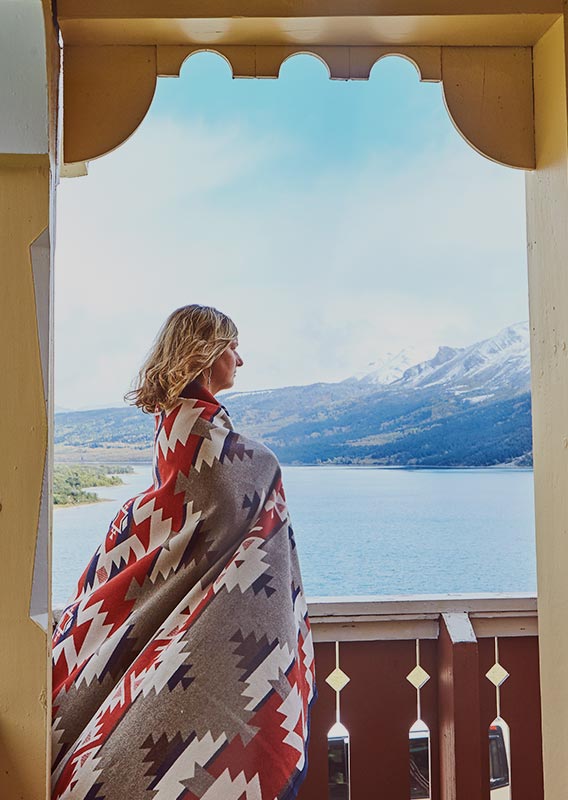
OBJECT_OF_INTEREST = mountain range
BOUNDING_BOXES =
[54,322,533,467]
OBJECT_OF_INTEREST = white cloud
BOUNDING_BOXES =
[55,111,527,409]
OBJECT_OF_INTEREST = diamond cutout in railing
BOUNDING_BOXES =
[406,665,430,690]
[486,663,509,687]
[326,667,350,693]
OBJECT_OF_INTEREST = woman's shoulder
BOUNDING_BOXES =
[186,409,279,469]
[231,429,279,466]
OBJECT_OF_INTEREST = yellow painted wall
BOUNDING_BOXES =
[0,155,51,797]
[526,16,568,799]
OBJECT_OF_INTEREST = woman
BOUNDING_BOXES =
[52,305,316,800]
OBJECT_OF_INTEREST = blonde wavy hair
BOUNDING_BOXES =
[125,305,238,413]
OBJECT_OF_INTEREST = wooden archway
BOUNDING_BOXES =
[59,0,547,172]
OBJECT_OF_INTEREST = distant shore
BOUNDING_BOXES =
[55,446,152,465]
[55,497,114,509]
[54,447,532,471]
[53,464,134,507]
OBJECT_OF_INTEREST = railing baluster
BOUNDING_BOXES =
[325,642,351,799]
[485,637,512,800]
[407,640,433,800]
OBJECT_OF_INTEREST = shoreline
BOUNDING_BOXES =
[53,460,533,471]
[54,496,113,509]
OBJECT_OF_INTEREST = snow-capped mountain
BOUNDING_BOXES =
[373,322,530,400]
[355,348,428,385]
[220,322,532,465]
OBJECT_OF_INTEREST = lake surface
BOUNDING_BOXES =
[52,465,537,607]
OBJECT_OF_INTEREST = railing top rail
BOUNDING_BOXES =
[307,592,537,616]
[307,593,537,641]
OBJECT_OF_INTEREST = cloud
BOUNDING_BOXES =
[55,108,527,409]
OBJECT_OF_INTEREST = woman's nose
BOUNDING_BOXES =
[237,353,244,367]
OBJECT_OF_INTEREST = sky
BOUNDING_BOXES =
[55,53,528,410]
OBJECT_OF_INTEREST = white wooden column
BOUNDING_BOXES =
[525,16,568,800]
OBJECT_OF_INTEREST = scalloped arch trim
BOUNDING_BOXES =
[64,43,534,170]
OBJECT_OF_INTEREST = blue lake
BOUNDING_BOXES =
[52,465,537,607]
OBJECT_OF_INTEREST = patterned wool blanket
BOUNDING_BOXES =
[52,390,316,799]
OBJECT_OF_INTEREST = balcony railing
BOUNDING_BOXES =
[300,594,541,800]
[53,593,540,799]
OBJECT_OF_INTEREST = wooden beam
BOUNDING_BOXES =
[438,613,486,800]
[57,0,562,20]
[58,15,559,49]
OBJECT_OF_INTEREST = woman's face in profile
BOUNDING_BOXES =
[210,340,244,393]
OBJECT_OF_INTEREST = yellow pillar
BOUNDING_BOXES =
[0,154,52,798]
[0,2,57,797]
[526,15,568,799]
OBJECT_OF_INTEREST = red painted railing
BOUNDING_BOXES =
[300,595,542,800]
